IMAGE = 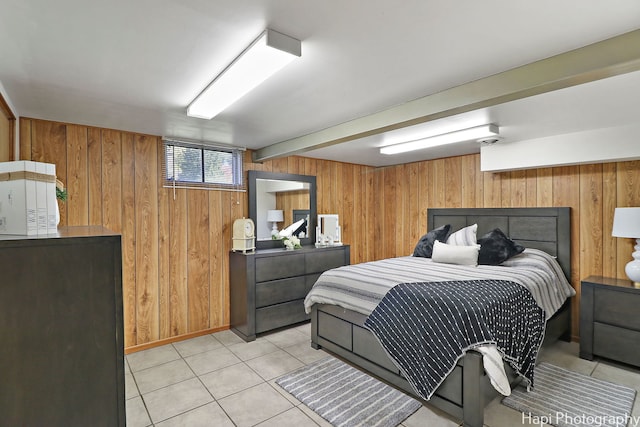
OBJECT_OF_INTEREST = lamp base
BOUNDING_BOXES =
[625,239,640,284]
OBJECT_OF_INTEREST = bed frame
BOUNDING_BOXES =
[310,207,572,427]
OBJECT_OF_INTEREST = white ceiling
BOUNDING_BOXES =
[1,0,640,167]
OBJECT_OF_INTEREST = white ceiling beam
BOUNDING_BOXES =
[253,29,640,163]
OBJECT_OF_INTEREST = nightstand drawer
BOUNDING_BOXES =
[255,277,307,308]
[594,288,640,330]
[593,322,640,367]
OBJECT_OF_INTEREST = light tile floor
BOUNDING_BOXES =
[125,323,640,427]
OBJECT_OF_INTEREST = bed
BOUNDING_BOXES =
[306,207,573,427]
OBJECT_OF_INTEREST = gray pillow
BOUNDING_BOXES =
[413,224,451,258]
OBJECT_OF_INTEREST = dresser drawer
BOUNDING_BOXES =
[305,248,347,274]
[593,322,640,367]
[230,245,350,342]
[255,299,309,333]
[594,288,640,330]
[306,273,322,292]
[255,277,307,308]
[255,253,305,282]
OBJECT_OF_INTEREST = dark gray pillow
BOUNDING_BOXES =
[413,224,451,258]
[478,228,525,265]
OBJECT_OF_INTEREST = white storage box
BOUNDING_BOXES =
[45,163,58,233]
[0,161,57,235]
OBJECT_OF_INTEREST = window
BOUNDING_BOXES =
[163,139,244,190]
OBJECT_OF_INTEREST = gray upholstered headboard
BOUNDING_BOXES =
[427,207,571,281]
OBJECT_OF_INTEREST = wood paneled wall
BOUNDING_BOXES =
[20,117,639,346]
[276,190,310,227]
[0,92,16,162]
[19,118,375,350]
[372,157,640,338]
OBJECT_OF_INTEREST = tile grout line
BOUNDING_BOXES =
[125,355,154,426]
[128,334,228,426]
[170,335,241,427]
[127,327,325,426]
[216,331,314,426]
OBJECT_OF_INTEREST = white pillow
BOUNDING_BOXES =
[431,240,479,266]
[447,223,478,246]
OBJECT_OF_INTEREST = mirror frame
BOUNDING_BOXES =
[316,214,342,246]
[248,170,317,250]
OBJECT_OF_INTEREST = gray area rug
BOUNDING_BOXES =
[276,357,421,427]
[502,362,637,427]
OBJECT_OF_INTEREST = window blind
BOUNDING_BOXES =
[162,139,245,191]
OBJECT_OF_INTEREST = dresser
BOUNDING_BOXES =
[0,227,125,427]
[230,245,350,341]
[580,275,640,367]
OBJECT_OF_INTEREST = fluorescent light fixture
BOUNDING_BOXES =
[380,124,499,155]
[187,29,301,120]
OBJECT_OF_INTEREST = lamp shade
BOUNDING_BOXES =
[612,207,640,238]
[266,209,283,222]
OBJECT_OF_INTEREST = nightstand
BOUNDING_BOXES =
[580,275,640,367]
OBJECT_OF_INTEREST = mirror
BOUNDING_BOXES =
[248,170,317,249]
[316,214,342,247]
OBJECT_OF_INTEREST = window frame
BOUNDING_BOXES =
[162,139,245,191]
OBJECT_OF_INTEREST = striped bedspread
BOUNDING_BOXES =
[363,279,546,400]
[304,248,575,397]
[304,248,575,319]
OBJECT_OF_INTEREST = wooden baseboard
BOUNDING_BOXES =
[124,325,230,354]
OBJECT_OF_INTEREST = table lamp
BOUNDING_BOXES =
[267,209,284,237]
[612,207,640,286]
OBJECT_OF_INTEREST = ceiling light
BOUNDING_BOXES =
[187,29,301,120]
[380,124,499,155]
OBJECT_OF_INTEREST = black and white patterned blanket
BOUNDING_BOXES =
[363,279,545,400]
